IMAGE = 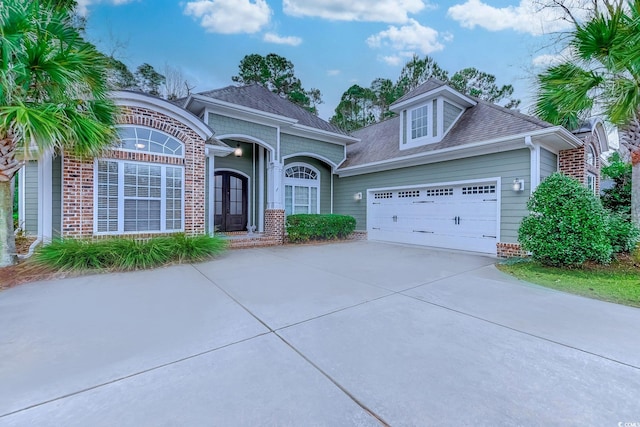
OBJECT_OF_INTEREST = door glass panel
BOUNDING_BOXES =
[229,176,243,215]
[214,175,222,215]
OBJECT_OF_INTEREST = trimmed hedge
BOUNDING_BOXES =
[286,214,356,243]
[607,212,640,254]
[34,233,228,271]
[518,173,612,266]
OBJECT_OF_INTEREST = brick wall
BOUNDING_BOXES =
[264,209,285,244]
[61,105,207,237]
[62,155,95,236]
[558,146,586,183]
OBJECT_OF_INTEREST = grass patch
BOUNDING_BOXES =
[496,256,640,308]
[34,234,227,272]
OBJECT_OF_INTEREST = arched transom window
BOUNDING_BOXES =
[284,164,320,215]
[117,126,184,157]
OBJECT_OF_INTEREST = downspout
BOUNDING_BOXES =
[524,136,540,192]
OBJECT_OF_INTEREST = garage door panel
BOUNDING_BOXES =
[367,181,498,254]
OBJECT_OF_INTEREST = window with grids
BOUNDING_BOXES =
[116,126,183,157]
[284,164,320,215]
[96,160,183,234]
[410,105,430,140]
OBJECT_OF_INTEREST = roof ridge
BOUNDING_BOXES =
[476,99,551,128]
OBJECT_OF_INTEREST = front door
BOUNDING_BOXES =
[214,171,248,232]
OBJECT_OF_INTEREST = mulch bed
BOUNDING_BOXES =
[0,237,71,291]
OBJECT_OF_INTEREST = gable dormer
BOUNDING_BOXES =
[390,80,476,150]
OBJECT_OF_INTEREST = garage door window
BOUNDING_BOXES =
[284,164,320,215]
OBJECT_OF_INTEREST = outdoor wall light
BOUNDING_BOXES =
[354,192,363,201]
[234,144,243,157]
[512,178,525,192]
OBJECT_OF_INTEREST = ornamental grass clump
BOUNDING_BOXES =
[518,173,612,267]
[34,234,227,272]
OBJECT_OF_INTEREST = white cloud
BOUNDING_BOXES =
[381,55,403,66]
[263,32,302,46]
[184,0,271,34]
[367,19,445,55]
[532,46,574,67]
[327,69,341,76]
[283,0,427,23]
[75,0,135,16]
[447,0,579,36]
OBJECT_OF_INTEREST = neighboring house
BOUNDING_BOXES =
[17,80,608,257]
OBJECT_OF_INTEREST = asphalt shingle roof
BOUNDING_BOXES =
[342,85,553,169]
[197,84,346,135]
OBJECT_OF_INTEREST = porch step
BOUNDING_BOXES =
[221,232,282,249]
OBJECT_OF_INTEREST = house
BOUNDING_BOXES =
[17,80,608,257]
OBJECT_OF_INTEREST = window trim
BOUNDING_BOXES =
[115,125,185,158]
[94,159,185,235]
[284,162,321,215]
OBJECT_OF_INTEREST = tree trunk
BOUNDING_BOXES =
[0,134,20,267]
[0,179,17,267]
[621,115,640,227]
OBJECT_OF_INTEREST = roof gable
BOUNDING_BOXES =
[197,84,346,135]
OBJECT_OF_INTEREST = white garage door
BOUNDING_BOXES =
[367,181,499,254]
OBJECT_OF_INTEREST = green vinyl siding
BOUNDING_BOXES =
[284,156,332,214]
[280,134,345,167]
[333,148,531,243]
[443,101,463,132]
[208,114,277,153]
[540,148,558,181]
[52,155,62,238]
[23,160,38,236]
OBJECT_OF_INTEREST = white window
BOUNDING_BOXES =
[116,126,184,157]
[587,144,596,166]
[95,160,184,234]
[284,164,320,215]
[410,105,430,140]
[587,172,597,194]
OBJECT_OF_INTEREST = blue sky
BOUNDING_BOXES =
[81,0,578,120]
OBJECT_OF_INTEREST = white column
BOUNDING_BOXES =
[258,146,265,232]
[267,160,284,210]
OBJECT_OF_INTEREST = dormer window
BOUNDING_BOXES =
[400,98,463,150]
[411,105,430,140]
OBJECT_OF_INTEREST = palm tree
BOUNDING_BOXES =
[534,0,640,225]
[0,0,117,267]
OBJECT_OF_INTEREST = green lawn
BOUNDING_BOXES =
[496,258,640,308]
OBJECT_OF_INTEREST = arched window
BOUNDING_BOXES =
[284,164,320,215]
[116,126,184,157]
[586,144,596,166]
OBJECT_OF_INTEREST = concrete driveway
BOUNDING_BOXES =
[1,241,639,426]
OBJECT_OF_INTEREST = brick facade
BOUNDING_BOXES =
[558,146,586,183]
[496,242,529,258]
[61,104,207,238]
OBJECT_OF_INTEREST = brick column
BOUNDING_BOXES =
[265,209,285,244]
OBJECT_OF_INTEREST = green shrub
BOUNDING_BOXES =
[34,234,227,271]
[601,152,631,217]
[607,212,640,254]
[286,214,356,243]
[518,173,612,267]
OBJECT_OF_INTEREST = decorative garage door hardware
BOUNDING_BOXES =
[453,216,461,225]
[412,200,435,203]
[413,230,434,233]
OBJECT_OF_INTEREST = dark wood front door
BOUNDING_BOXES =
[214,171,248,232]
